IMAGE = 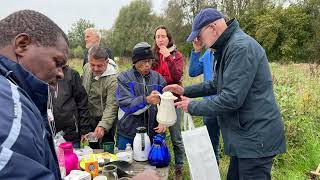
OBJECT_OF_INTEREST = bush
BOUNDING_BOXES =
[271,63,320,179]
[72,46,84,59]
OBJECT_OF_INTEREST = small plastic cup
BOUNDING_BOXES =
[87,132,98,142]
[103,142,115,154]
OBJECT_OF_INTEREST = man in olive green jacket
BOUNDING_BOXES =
[165,8,286,180]
[82,45,118,145]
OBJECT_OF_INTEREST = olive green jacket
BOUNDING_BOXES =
[82,60,118,132]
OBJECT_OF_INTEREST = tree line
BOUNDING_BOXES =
[67,0,320,64]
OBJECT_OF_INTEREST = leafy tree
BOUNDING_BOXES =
[99,29,112,49]
[162,0,218,56]
[65,0,320,64]
[179,0,218,24]
[163,0,218,28]
[163,0,189,46]
[109,0,162,56]
[220,0,274,17]
[297,0,320,75]
[252,6,311,62]
[67,19,94,49]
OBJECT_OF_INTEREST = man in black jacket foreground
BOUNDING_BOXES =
[52,66,92,148]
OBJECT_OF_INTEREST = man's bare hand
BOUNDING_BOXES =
[154,123,167,133]
[175,96,192,113]
[147,91,161,105]
[193,38,202,52]
[163,84,184,95]
[93,126,105,139]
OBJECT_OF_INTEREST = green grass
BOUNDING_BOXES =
[69,59,320,180]
[67,59,83,74]
[270,63,320,180]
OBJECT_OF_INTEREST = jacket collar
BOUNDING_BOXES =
[167,44,176,53]
[0,55,48,115]
[211,18,239,53]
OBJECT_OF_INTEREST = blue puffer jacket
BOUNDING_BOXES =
[188,49,215,82]
[189,49,216,100]
[0,56,61,179]
[116,68,166,139]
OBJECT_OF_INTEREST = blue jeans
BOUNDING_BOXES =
[203,115,220,163]
[169,108,184,166]
[117,135,133,150]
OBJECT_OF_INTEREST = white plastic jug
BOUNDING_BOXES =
[157,91,178,126]
[133,127,151,161]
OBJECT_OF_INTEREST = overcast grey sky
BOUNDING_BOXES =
[0,0,167,33]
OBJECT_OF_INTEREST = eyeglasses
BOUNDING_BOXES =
[197,24,215,41]
[137,59,153,65]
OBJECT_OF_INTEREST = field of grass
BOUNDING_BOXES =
[68,58,320,180]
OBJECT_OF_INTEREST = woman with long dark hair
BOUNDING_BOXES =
[152,25,185,180]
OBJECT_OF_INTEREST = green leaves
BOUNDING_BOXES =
[240,5,312,63]
[271,63,320,179]
[108,0,160,56]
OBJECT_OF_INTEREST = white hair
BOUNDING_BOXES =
[84,28,101,40]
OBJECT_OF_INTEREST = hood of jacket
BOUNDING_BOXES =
[94,59,118,80]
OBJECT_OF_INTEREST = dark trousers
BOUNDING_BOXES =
[227,156,274,180]
[203,115,220,163]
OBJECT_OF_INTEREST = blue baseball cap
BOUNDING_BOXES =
[186,8,224,42]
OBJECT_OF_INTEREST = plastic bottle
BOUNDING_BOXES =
[125,143,133,163]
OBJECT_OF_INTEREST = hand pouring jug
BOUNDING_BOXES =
[157,91,178,126]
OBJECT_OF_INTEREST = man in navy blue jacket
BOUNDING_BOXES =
[0,10,69,179]
[165,8,285,179]
[116,42,167,150]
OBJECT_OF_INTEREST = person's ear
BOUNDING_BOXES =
[13,33,32,57]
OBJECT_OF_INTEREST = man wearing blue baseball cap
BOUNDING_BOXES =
[164,8,286,179]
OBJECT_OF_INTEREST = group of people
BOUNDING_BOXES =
[49,24,186,179]
[0,7,286,180]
